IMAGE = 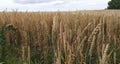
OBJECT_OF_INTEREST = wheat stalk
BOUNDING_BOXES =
[100,44,109,64]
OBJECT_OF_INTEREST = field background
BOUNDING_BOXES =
[0,10,120,64]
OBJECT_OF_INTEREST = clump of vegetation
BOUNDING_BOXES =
[0,24,17,63]
[107,0,120,9]
[0,10,120,64]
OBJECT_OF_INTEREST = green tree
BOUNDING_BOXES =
[107,0,120,9]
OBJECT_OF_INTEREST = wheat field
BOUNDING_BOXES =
[0,10,120,64]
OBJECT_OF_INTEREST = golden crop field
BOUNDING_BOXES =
[0,10,120,64]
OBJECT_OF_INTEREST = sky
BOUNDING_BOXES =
[0,0,110,11]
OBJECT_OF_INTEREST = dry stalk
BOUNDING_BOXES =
[88,23,101,42]
[81,22,93,34]
[89,23,101,56]
[100,44,109,64]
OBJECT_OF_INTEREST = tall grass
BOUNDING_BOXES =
[0,10,120,64]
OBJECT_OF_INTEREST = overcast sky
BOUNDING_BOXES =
[0,0,110,11]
